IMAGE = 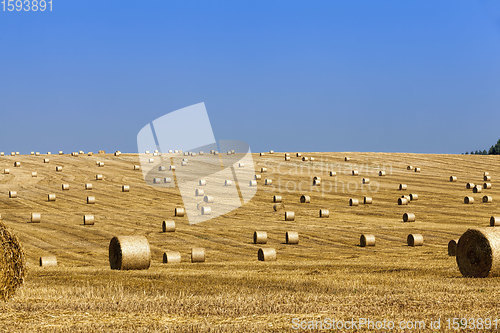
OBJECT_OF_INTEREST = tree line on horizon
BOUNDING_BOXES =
[464,138,500,155]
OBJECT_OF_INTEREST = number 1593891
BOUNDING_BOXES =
[1,0,52,12]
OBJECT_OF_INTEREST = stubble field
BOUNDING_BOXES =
[0,151,498,332]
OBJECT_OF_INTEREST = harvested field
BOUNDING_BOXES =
[0,152,498,331]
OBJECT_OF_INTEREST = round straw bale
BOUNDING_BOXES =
[109,236,151,270]
[363,196,372,204]
[349,198,359,206]
[407,165,413,170]
[362,178,370,184]
[269,150,274,154]
[31,172,37,177]
[204,195,214,203]
[0,221,25,300]
[379,171,386,176]
[407,234,424,247]
[399,184,407,190]
[483,196,493,203]
[345,157,350,161]
[10,152,14,156]
[254,174,262,180]
[3,169,9,174]
[360,234,375,247]
[464,196,474,204]
[148,158,154,163]
[296,153,302,157]
[490,216,498,226]
[30,152,34,155]
[253,231,267,244]
[0,152,3,156]
[300,195,311,203]
[450,176,457,182]
[401,195,411,201]
[61,184,70,191]
[175,207,185,217]
[201,206,211,215]
[87,196,96,204]
[31,213,41,223]
[260,167,267,173]
[473,185,482,193]
[302,156,309,161]
[95,174,103,180]
[484,175,491,181]
[43,158,49,163]
[448,239,458,256]
[8,191,17,198]
[47,194,56,202]
[286,231,299,244]
[199,179,206,186]
[265,179,272,185]
[310,157,315,161]
[114,151,121,156]
[352,170,358,176]
[285,211,295,221]
[164,177,172,183]
[285,153,290,157]
[398,198,409,205]
[285,156,290,161]
[85,183,93,190]
[330,171,337,176]
[409,193,418,201]
[249,180,257,186]
[259,152,265,156]
[55,166,62,172]
[13,162,20,167]
[483,183,492,189]
[273,203,283,211]
[414,167,421,173]
[225,179,232,186]
[456,228,500,277]
[39,256,57,267]
[195,188,204,196]
[122,185,130,192]
[403,213,415,222]
[258,248,276,261]
[158,166,166,171]
[163,251,181,263]
[98,162,105,167]
[58,151,63,155]
[162,220,175,232]
[313,179,321,186]
[83,215,95,225]
[133,165,141,170]
[273,195,282,203]
[319,209,329,218]
[191,248,205,263]
[466,182,475,189]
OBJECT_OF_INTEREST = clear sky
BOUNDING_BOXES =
[0,0,499,154]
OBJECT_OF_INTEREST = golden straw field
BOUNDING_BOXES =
[0,152,499,332]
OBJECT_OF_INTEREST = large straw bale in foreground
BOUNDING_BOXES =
[109,236,151,270]
[0,222,26,300]
[456,228,500,277]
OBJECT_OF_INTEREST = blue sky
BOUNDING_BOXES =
[0,0,499,154]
